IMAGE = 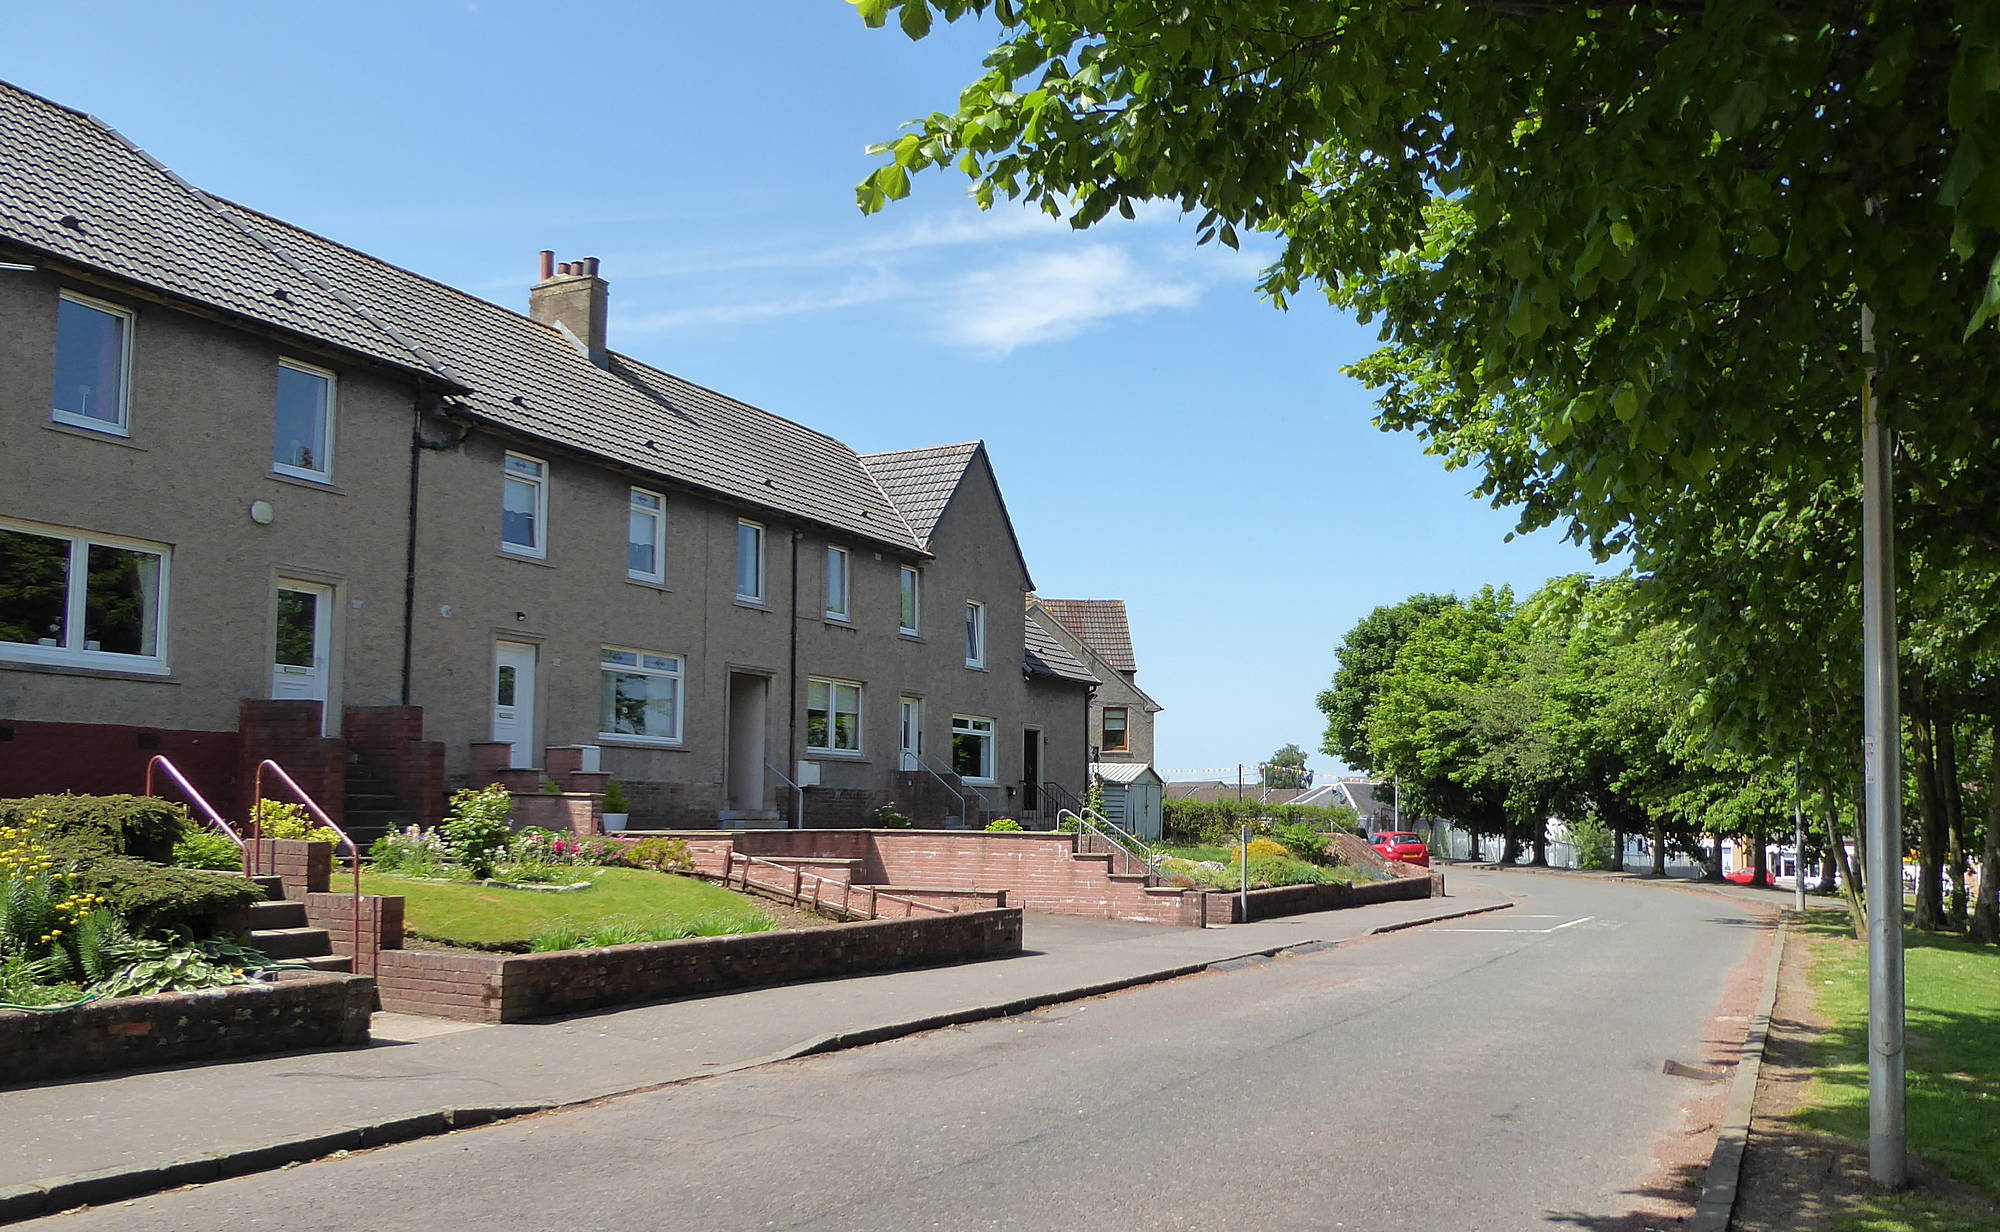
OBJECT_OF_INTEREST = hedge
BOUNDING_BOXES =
[0,793,190,863]
[1162,798,1361,846]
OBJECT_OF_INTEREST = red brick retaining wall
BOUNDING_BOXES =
[1200,871,1440,924]
[0,974,374,1086]
[375,908,1023,1022]
[245,837,332,900]
[0,720,237,806]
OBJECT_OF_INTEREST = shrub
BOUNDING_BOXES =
[624,837,696,874]
[173,829,242,871]
[1270,822,1333,865]
[248,799,340,846]
[65,853,262,936]
[985,818,1024,832]
[0,815,121,982]
[601,779,630,814]
[526,911,773,951]
[872,802,912,828]
[442,786,515,879]
[1235,838,1291,864]
[540,778,562,795]
[0,793,189,862]
[1569,815,1619,871]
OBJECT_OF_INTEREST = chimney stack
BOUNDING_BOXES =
[530,251,609,367]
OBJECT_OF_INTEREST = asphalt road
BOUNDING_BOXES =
[44,870,1766,1232]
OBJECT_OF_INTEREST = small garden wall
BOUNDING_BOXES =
[375,906,1023,1022]
[0,973,374,1086]
[1201,870,1442,924]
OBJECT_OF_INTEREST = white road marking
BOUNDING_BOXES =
[1432,916,1595,934]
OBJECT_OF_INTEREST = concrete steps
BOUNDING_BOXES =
[242,874,347,972]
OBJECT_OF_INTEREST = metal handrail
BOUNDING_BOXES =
[144,755,241,847]
[723,850,952,919]
[1058,806,1163,885]
[904,751,990,826]
[765,762,805,830]
[252,760,366,977]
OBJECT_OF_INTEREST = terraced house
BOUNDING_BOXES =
[0,79,1095,834]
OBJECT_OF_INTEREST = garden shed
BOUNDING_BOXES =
[1090,762,1164,840]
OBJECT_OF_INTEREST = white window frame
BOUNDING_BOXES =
[898,566,921,636]
[271,358,337,482]
[806,676,864,755]
[964,600,986,669]
[501,452,549,559]
[0,517,170,675]
[824,545,851,622]
[951,714,996,785]
[627,487,666,584]
[597,646,684,746]
[51,291,135,436]
[736,519,765,603]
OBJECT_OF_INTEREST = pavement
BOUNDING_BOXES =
[0,880,1511,1223]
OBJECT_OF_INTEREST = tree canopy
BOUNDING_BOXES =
[1260,743,1311,789]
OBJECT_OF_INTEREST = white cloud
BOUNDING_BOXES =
[937,244,1200,355]
[621,267,908,333]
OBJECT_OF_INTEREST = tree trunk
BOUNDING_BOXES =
[1752,830,1770,886]
[1500,831,1522,865]
[1708,833,1726,882]
[1826,783,1866,940]
[1530,819,1549,867]
[1971,713,2000,945]
[1651,821,1666,876]
[1940,697,1968,929]
[1909,679,1947,931]
[1611,827,1626,873]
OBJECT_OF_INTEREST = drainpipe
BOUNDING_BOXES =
[787,528,802,827]
[399,392,425,706]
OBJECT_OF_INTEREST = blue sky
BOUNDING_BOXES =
[5,1,1603,782]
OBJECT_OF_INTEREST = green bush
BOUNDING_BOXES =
[63,850,263,936]
[1269,822,1335,865]
[984,818,1025,832]
[172,829,243,871]
[1569,815,1619,871]
[0,793,189,862]
[624,836,696,874]
[442,786,515,879]
[601,779,631,814]
[1161,798,1360,846]
[248,799,340,846]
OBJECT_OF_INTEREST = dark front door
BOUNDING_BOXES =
[1021,727,1041,813]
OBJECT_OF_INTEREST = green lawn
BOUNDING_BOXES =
[1159,844,1236,863]
[363,867,773,950]
[1796,917,2000,1231]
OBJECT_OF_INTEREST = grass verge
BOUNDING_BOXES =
[1795,916,2000,1231]
[362,867,775,950]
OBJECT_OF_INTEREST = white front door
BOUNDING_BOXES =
[272,582,332,733]
[492,641,538,769]
[899,697,923,770]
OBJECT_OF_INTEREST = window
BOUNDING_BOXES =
[501,453,548,558]
[51,292,133,434]
[898,567,920,635]
[807,677,862,753]
[598,647,682,744]
[0,519,168,672]
[1102,707,1129,753]
[736,520,764,602]
[628,488,665,583]
[951,714,995,784]
[824,546,850,621]
[964,600,985,668]
[272,360,335,480]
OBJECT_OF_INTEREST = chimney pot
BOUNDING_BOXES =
[538,249,555,281]
[582,257,600,277]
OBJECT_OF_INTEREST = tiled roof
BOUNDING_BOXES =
[0,81,438,377]
[0,78,928,554]
[1034,599,1137,673]
[859,443,980,546]
[1024,612,1099,685]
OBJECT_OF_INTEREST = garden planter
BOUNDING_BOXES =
[602,812,629,833]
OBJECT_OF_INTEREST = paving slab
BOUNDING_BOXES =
[0,881,1510,1216]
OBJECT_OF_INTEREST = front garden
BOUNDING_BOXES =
[363,786,782,952]
[1157,822,1384,891]
[0,794,278,1012]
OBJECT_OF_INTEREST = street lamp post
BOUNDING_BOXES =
[1859,293,1907,1187]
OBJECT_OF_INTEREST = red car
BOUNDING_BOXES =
[1724,869,1778,887]
[1371,831,1430,868]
